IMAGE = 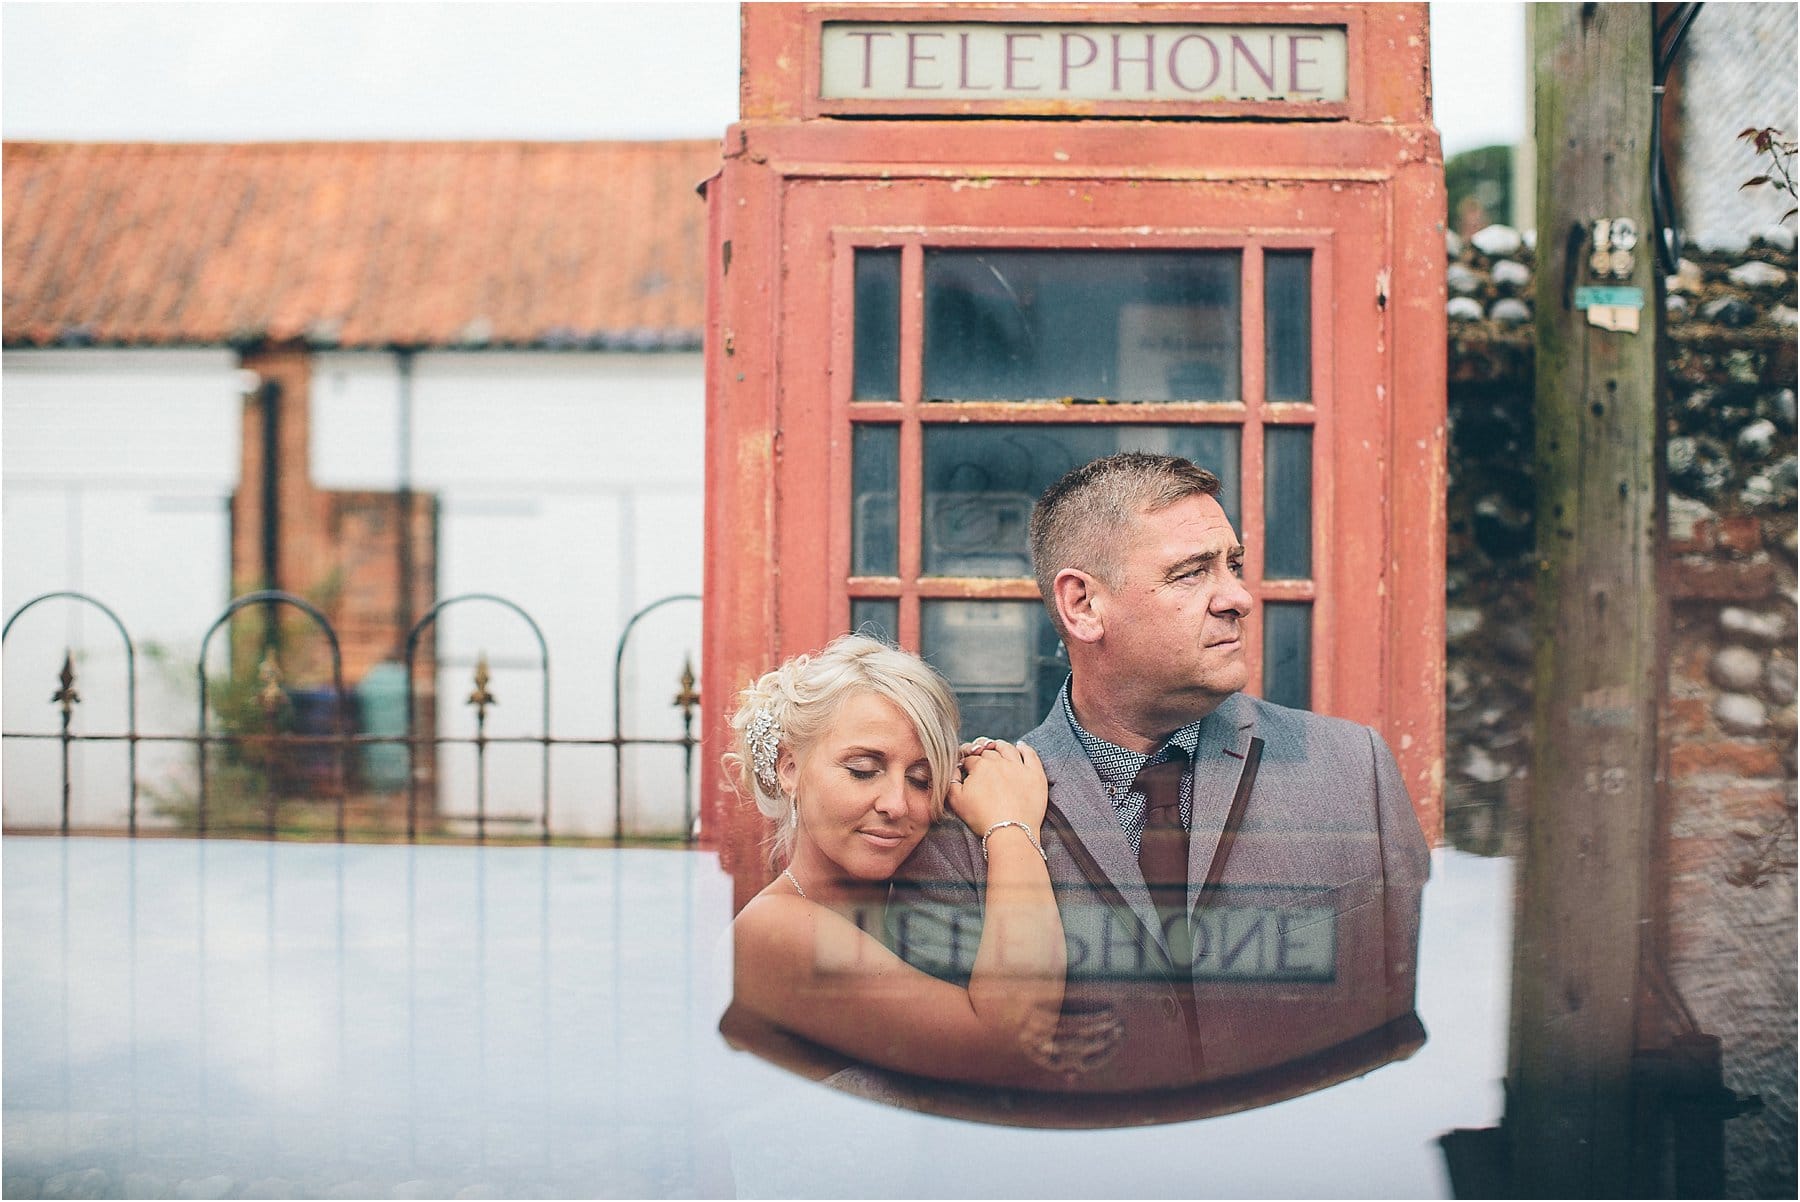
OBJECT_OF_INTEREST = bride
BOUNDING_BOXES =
[725,634,1110,1085]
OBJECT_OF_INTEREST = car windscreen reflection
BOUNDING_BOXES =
[5,836,1502,1199]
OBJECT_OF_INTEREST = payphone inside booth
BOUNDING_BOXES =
[703,3,1446,879]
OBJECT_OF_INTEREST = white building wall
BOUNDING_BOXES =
[1679,4,1799,249]
[311,351,705,838]
[2,349,243,828]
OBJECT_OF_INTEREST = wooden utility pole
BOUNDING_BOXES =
[1509,5,1661,1195]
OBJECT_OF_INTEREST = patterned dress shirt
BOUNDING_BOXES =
[1059,680,1206,856]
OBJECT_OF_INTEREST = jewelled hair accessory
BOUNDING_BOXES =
[746,707,782,794]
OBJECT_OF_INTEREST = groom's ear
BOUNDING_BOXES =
[1052,569,1106,645]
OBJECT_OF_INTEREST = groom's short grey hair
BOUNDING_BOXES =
[1028,452,1223,638]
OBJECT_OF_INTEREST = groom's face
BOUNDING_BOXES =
[1095,493,1254,720]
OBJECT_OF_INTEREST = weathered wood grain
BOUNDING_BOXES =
[1509,4,1662,1195]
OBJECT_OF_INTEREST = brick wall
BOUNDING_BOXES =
[233,346,438,695]
[1446,225,1797,1198]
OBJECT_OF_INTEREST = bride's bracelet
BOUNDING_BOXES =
[981,820,1047,863]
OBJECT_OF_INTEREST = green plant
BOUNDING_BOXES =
[1445,143,1517,233]
[1738,126,1798,225]
[141,614,353,835]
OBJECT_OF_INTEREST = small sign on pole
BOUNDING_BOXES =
[1574,284,1646,333]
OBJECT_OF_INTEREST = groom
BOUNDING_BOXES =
[888,452,1430,1092]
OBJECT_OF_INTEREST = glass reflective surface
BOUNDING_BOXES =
[920,424,1242,576]
[1264,252,1312,403]
[3,836,1514,1197]
[923,251,1241,401]
[920,600,1065,742]
[1264,426,1313,580]
[849,598,898,646]
[852,249,901,401]
[851,423,899,576]
[1263,602,1312,711]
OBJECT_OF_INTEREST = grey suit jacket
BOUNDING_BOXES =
[887,689,1430,1093]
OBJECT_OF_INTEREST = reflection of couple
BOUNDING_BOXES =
[729,452,1429,1092]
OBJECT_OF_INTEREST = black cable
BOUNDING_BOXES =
[1652,3,1703,274]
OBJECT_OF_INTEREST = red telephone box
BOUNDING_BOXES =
[703,3,1445,883]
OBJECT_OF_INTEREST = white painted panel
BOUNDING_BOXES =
[2,351,239,829]
[311,352,403,490]
[411,352,703,489]
[1,488,77,611]
[435,494,624,836]
[619,490,705,838]
[2,491,232,826]
[392,352,705,837]
[2,490,78,828]
[2,349,241,485]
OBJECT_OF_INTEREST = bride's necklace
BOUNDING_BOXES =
[781,867,806,898]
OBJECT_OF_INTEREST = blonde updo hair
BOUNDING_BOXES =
[725,634,961,864]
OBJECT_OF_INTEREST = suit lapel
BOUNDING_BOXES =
[1022,707,1168,957]
[1185,692,1260,918]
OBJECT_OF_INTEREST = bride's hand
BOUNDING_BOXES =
[946,739,1048,835]
[1016,999,1125,1080]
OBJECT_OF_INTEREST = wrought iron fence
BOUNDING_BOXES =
[2,589,702,844]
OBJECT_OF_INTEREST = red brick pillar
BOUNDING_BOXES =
[234,345,330,603]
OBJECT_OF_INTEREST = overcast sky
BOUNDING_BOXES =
[2,2,1524,155]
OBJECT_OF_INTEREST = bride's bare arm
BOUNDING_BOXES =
[951,742,1065,1051]
[731,742,1075,1085]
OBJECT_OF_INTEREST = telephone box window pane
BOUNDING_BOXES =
[1264,252,1313,402]
[921,600,1067,742]
[850,599,899,646]
[1263,427,1313,579]
[921,424,1241,576]
[1263,603,1312,711]
[852,424,899,575]
[923,251,1241,402]
[853,249,901,401]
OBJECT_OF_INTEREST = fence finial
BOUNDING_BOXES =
[52,652,80,718]
[673,657,701,718]
[256,648,286,717]
[467,652,496,715]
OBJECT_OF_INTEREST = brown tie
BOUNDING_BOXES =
[1133,747,1192,966]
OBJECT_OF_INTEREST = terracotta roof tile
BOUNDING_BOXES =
[3,141,718,349]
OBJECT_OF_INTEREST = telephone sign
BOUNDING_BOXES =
[819,21,1350,104]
